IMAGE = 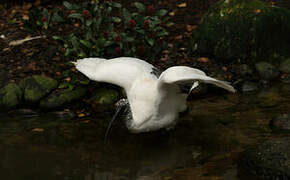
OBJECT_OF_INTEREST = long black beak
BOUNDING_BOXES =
[104,105,123,144]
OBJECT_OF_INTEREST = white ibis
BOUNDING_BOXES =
[73,57,235,141]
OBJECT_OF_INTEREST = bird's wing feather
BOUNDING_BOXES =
[73,57,157,91]
[158,66,236,93]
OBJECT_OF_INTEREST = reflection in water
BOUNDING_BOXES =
[0,83,290,179]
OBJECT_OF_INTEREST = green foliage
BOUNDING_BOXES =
[23,1,172,62]
[22,7,64,32]
[191,0,290,62]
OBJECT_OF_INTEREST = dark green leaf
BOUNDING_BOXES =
[80,39,92,48]
[123,36,134,42]
[42,8,49,18]
[68,13,83,20]
[52,36,64,41]
[134,2,145,13]
[51,11,64,22]
[122,8,131,23]
[112,2,122,8]
[63,1,80,10]
[146,38,155,46]
[86,19,93,26]
[63,1,73,10]
[157,9,168,17]
[112,17,121,23]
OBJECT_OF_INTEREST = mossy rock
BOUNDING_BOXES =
[39,87,87,109]
[280,58,290,73]
[20,75,58,103]
[191,0,290,61]
[88,88,119,112]
[255,62,279,80]
[0,83,23,110]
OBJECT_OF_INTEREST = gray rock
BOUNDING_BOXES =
[239,138,290,179]
[280,58,290,73]
[0,83,23,110]
[241,81,258,92]
[8,108,38,117]
[270,114,290,132]
[39,87,87,109]
[20,75,58,103]
[281,74,290,84]
[255,62,279,80]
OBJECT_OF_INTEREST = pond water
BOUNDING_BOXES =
[1,83,290,180]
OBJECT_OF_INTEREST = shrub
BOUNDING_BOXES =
[22,1,172,62]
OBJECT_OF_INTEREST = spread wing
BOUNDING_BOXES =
[72,57,158,92]
[158,66,236,93]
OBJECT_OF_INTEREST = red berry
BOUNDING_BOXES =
[128,19,136,28]
[147,5,155,14]
[114,47,122,55]
[114,35,121,42]
[102,31,108,38]
[143,20,150,29]
[82,10,91,19]
[137,45,145,55]
[41,16,48,22]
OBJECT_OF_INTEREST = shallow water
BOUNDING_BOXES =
[1,83,290,180]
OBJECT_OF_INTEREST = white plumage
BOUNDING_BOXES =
[73,57,235,133]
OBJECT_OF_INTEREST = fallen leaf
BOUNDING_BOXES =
[83,120,90,123]
[78,113,86,117]
[2,48,10,52]
[186,25,197,32]
[22,14,29,20]
[253,9,261,14]
[169,11,175,16]
[197,57,209,63]
[32,128,44,132]
[175,35,183,40]
[177,2,187,8]
[65,77,71,82]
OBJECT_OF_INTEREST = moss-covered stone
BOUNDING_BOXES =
[20,75,58,103]
[280,58,290,73]
[191,0,290,61]
[255,62,279,80]
[88,88,119,112]
[0,83,23,110]
[39,87,87,109]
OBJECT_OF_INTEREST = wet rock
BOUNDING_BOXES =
[39,87,87,109]
[281,74,290,84]
[46,111,75,120]
[0,83,23,110]
[191,0,290,61]
[20,75,58,103]
[88,88,119,112]
[255,62,279,80]
[239,138,290,179]
[280,58,290,73]
[241,81,258,92]
[239,64,253,76]
[8,108,39,117]
[258,91,282,108]
[270,114,290,132]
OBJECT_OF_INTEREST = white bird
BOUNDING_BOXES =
[73,57,235,138]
